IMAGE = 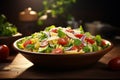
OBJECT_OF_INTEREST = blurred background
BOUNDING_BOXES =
[0,0,120,39]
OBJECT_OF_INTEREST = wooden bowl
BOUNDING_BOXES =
[13,38,113,69]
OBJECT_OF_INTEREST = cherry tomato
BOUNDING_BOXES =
[23,40,32,47]
[51,29,57,33]
[71,46,78,50]
[52,48,63,54]
[66,29,74,33]
[108,57,120,70]
[101,40,106,46]
[85,38,95,44]
[74,34,83,38]
[0,45,9,60]
[58,38,68,46]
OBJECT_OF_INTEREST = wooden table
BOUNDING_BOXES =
[0,39,120,79]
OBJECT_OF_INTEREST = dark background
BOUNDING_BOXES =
[0,0,119,30]
[0,0,120,54]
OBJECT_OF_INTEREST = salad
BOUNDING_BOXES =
[17,25,110,54]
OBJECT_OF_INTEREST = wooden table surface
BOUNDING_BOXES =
[0,38,120,79]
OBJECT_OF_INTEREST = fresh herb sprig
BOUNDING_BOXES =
[0,14,18,36]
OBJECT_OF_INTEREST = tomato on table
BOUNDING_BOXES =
[108,57,120,70]
[0,45,9,60]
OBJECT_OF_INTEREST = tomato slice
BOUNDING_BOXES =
[71,46,78,50]
[85,38,95,44]
[74,34,83,38]
[23,40,32,47]
[51,29,57,33]
[58,38,68,46]
[52,48,63,54]
[101,40,106,46]
[71,44,84,51]
[66,29,74,33]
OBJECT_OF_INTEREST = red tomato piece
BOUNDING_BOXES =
[101,40,106,46]
[71,44,84,51]
[71,46,78,50]
[74,34,83,38]
[51,29,57,33]
[52,48,63,54]
[78,43,84,49]
[23,40,32,47]
[58,38,68,46]
[85,38,95,44]
[66,29,74,33]
[108,57,120,70]
[0,45,9,60]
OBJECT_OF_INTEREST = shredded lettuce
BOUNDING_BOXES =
[45,25,56,31]
[79,25,84,34]
[58,28,66,38]
[95,35,102,46]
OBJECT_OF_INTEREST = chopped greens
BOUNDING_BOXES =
[74,39,81,46]
[45,25,55,31]
[58,28,66,38]
[0,14,18,36]
[95,35,102,46]
[79,25,84,34]
[83,46,90,53]
[92,44,98,52]
[26,44,34,50]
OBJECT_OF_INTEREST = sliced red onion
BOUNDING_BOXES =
[63,30,78,39]
[80,35,86,46]
[65,46,73,51]
[40,40,48,47]
[43,31,50,38]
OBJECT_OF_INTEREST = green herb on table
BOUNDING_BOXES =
[0,14,18,36]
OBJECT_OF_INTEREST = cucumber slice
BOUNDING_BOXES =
[38,46,48,52]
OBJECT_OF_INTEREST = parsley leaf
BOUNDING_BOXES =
[74,39,81,46]
[26,44,34,50]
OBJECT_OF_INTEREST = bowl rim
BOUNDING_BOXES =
[13,37,114,56]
